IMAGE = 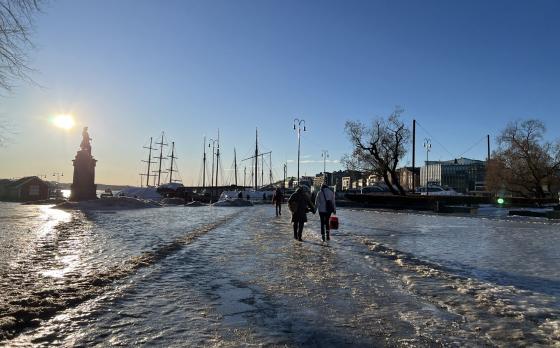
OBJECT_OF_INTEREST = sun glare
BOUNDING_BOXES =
[53,114,75,130]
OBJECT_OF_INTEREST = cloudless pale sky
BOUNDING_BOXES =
[1,0,559,185]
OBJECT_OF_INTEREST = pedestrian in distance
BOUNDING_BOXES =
[315,183,336,241]
[288,186,315,241]
[272,187,284,216]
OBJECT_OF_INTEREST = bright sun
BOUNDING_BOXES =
[53,114,75,130]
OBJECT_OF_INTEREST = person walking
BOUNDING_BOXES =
[272,187,284,216]
[288,186,315,241]
[315,183,336,241]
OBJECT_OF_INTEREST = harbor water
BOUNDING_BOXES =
[0,202,559,346]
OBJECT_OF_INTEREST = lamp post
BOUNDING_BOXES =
[202,136,207,189]
[52,172,63,185]
[321,150,329,185]
[423,138,431,195]
[293,118,306,186]
[52,172,63,198]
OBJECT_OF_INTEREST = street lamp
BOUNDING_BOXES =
[52,172,63,198]
[52,172,63,185]
[321,150,329,183]
[423,138,431,194]
[208,139,218,189]
[293,118,306,186]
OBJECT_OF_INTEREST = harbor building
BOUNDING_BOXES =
[420,157,486,193]
[0,176,50,202]
[398,167,420,191]
[337,170,363,191]
[313,172,333,189]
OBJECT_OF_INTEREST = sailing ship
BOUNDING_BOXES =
[218,128,277,202]
[118,132,185,201]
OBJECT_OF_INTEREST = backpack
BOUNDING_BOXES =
[288,193,298,213]
[322,189,335,214]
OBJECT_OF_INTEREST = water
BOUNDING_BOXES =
[0,202,559,346]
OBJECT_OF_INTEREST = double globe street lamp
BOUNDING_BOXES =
[293,118,306,186]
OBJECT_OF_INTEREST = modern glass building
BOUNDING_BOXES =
[420,157,486,193]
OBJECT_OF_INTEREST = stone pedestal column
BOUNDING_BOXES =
[69,149,97,201]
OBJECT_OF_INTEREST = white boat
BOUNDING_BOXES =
[118,186,163,200]
[216,128,277,203]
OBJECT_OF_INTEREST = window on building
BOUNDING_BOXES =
[29,185,40,196]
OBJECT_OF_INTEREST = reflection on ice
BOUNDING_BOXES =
[40,254,80,278]
[37,205,72,236]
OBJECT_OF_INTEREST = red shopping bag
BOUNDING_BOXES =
[329,215,339,230]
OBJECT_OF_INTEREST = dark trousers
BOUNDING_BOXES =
[275,203,282,216]
[319,212,331,237]
[293,220,304,240]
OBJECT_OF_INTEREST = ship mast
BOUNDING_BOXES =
[269,152,273,185]
[215,129,220,187]
[234,148,238,187]
[168,141,177,184]
[241,128,271,191]
[255,128,258,190]
[141,137,155,187]
[155,132,168,186]
[202,136,207,189]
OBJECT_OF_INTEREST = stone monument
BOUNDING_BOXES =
[70,127,97,201]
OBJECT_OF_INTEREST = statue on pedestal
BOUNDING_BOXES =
[70,126,97,201]
[80,127,92,155]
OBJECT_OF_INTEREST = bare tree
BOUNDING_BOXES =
[343,107,410,195]
[0,0,41,147]
[0,0,41,91]
[486,119,560,198]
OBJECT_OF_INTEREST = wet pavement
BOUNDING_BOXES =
[1,203,559,346]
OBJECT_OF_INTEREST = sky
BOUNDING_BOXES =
[1,0,559,186]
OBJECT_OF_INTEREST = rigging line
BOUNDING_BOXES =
[415,121,455,157]
[457,134,487,159]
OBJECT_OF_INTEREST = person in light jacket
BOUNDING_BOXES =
[314,183,336,241]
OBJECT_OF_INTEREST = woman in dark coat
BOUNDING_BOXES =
[288,186,315,241]
[272,187,284,216]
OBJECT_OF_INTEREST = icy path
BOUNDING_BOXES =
[5,205,559,347]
